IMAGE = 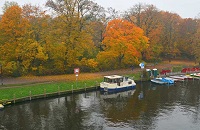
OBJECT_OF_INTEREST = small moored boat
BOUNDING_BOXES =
[151,78,166,84]
[169,75,190,81]
[191,73,200,77]
[100,75,136,93]
[165,77,179,82]
[151,77,174,84]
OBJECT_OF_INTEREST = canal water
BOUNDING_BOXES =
[1,80,200,130]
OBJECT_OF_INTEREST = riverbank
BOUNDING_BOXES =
[0,60,198,106]
[1,60,197,86]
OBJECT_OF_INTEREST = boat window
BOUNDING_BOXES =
[128,81,132,84]
[119,78,123,82]
[113,79,117,83]
[104,77,117,83]
[104,77,107,82]
[111,79,114,83]
[104,77,110,83]
[104,77,124,83]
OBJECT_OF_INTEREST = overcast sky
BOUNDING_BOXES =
[0,0,200,18]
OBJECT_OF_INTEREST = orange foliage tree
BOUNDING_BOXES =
[97,19,148,70]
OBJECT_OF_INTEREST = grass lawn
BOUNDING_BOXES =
[0,77,103,101]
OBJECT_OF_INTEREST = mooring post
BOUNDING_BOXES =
[29,91,32,101]
[72,85,73,93]
[85,83,86,91]
[13,94,16,104]
[96,81,98,89]
[44,89,46,97]
[58,86,60,95]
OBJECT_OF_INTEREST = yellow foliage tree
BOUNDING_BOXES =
[0,5,50,75]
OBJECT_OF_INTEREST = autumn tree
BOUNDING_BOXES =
[160,12,182,61]
[46,0,100,72]
[193,19,200,65]
[124,3,144,27]
[124,4,163,61]
[21,4,50,75]
[1,1,200,76]
[78,3,107,53]
[97,19,148,70]
[140,5,163,61]
[2,1,18,13]
[177,18,198,59]
[0,5,30,76]
[0,4,49,76]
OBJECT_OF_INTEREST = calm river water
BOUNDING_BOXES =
[1,80,200,130]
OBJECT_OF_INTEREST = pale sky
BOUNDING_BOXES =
[0,0,200,18]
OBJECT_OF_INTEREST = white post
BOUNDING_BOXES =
[76,74,78,88]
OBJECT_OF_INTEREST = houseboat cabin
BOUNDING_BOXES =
[100,75,136,93]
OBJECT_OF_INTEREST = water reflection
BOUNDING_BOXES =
[0,80,200,129]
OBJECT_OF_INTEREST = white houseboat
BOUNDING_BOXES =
[100,75,136,93]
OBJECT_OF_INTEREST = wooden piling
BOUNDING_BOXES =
[29,91,32,101]
[96,81,98,89]
[58,86,60,95]
[13,94,16,104]
[44,89,46,98]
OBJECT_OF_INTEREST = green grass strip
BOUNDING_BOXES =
[0,78,103,101]
[0,73,141,101]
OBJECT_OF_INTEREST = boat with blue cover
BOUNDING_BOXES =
[100,75,136,93]
[151,77,174,84]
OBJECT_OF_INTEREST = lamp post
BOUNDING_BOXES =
[0,64,3,85]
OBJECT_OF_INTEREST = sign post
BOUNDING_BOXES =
[139,62,145,99]
[139,62,145,69]
[139,62,145,81]
[74,68,80,88]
